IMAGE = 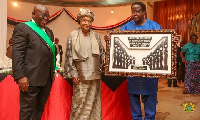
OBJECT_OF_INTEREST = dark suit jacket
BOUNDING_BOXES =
[12,23,54,86]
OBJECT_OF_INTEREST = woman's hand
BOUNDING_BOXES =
[72,77,80,84]
[182,57,186,62]
[180,52,186,62]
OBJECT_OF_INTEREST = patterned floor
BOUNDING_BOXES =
[149,79,200,120]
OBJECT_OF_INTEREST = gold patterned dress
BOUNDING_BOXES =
[64,28,105,120]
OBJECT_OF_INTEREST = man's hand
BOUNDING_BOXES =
[18,77,29,92]
[53,74,56,82]
[72,77,80,84]
[53,70,59,82]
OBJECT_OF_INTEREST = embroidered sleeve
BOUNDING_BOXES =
[64,34,78,78]
[96,33,105,69]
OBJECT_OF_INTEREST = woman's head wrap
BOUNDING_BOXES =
[77,8,94,24]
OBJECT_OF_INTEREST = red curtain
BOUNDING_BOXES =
[154,0,200,43]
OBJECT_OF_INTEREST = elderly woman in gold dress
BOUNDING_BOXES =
[64,9,105,120]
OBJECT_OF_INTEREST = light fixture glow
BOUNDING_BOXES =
[80,8,82,11]
[13,2,18,7]
[111,10,114,13]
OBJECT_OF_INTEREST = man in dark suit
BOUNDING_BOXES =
[55,38,63,67]
[12,4,55,120]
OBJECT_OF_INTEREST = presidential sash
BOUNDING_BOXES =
[24,21,56,70]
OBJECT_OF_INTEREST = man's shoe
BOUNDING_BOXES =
[168,84,171,87]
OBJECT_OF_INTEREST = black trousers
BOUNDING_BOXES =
[20,79,52,120]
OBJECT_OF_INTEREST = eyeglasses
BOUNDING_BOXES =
[37,12,50,19]
[132,9,143,14]
[80,19,92,24]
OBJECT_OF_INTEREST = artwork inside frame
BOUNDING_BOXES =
[104,29,178,79]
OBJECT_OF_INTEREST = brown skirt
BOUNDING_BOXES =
[70,79,102,120]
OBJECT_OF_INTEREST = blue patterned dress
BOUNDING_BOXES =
[182,42,200,93]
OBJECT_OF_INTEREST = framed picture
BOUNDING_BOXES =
[104,29,177,79]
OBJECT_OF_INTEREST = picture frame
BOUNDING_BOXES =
[104,29,177,79]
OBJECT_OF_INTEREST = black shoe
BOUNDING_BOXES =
[168,84,171,87]
[173,85,179,87]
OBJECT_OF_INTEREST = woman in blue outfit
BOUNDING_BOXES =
[180,34,200,94]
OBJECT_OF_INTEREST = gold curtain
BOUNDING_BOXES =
[153,0,200,43]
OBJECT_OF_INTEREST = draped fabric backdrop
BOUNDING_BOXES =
[153,0,200,43]
[0,0,7,55]
[0,74,132,120]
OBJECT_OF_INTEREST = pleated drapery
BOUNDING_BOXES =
[154,0,200,43]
